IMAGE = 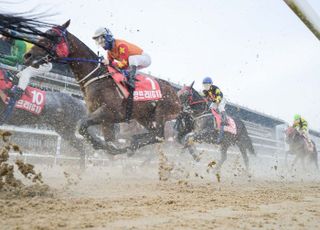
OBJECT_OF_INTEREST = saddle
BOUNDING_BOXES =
[210,108,237,135]
[107,66,163,102]
[0,69,46,115]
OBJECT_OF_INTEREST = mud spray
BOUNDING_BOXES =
[0,130,52,198]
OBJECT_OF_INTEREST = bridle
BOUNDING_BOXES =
[183,86,207,106]
[32,27,111,88]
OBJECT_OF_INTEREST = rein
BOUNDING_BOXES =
[56,57,103,64]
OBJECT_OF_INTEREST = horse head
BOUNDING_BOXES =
[177,81,208,116]
[285,126,301,144]
[24,20,71,67]
[21,19,104,86]
[177,82,194,106]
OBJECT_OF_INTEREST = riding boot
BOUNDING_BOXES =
[1,86,24,124]
[125,86,134,123]
[126,65,137,89]
[215,111,226,143]
[124,66,137,122]
[221,111,227,126]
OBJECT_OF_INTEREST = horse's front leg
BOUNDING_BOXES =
[79,106,127,155]
[78,105,108,150]
[215,143,228,172]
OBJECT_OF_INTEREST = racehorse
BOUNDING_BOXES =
[0,17,181,154]
[0,68,91,169]
[285,126,318,171]
[176,84,255,172]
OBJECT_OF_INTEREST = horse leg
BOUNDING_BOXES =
[182,129,215,162]
[78,105,126,154]
[215,143,228,172]
[101,121,116,142]
[239,145,249,172]
[130,120,165,151]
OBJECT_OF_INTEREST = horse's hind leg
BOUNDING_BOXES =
[239,145,249,172]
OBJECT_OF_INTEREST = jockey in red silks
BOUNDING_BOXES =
[92,27,151,89]
[92,27,151,121]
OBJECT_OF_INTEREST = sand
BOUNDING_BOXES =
[1,142,320,230]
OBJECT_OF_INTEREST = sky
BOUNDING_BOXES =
[2,0,320,129]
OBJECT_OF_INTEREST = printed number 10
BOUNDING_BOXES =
[31,90,43,105]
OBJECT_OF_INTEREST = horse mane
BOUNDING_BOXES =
[0,12,61,53]
[66,32,98,58]
[0,12,99,59]
[190,87,204,102]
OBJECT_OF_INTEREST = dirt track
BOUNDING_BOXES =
[1,150,320,230]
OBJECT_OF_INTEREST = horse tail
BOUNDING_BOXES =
[237,119,256,156]
[245,129,255,156]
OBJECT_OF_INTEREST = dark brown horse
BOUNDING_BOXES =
[176,84,255,172]
[2,19,181,155]
[285,126,318,171]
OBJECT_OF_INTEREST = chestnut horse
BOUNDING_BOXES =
[0,17,181,154]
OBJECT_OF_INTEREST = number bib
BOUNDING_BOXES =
[14,87,46,115]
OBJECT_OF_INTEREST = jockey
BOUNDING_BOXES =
[91,27,151,89]
[293,114,311,143]
[0,35,34,99]
[0,35,33,68]
[92,27,151,122]
[202,76,227,143]
[0,35,52,123]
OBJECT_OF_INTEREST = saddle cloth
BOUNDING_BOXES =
[107,66,162,102]
[210,108,237,135]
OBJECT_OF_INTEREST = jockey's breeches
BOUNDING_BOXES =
[128,52,151,69]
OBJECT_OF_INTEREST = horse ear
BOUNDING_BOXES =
[62,20,71,29]
[189,81,195,89]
